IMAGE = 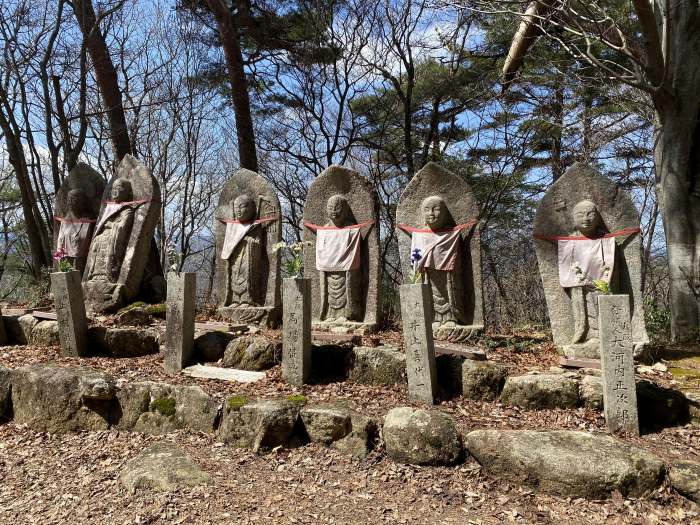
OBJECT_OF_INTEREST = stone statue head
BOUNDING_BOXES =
[66,188,88,217]
[326,194,351,227]
[573,200,603,237]
[421,196,448,229]
[110,178,133,203]
[233,194,257,222]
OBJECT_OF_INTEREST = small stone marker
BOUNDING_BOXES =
[164,272,196,373]
[598,294,639,435]
[282,277,311,385]
[399,283,437,404]
[182,365,265,383]
[50,270,88,357]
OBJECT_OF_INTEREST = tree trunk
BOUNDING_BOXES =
[651,7,700,342]
[71,0,132,161]
[206,0,258,171]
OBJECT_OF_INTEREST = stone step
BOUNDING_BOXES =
[559,356,601,370]
[195,322,247,333]
[312,332,362,345]
[32,310,57,320]
[182,364,265,383]
[434,342,486,361]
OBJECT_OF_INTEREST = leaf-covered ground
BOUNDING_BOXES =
[1,333,699,524]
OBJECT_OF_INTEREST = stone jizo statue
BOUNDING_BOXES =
[84,178,137,305]
[55,189,95,275]
[82,155,162,313]
[533,163,648,358]
[53,162,104,277]
[214,169,282,327]
[302,165,381,332]
[396,162,484,342]
[306,194,373,323]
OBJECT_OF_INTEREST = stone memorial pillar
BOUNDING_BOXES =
[164,272,196,374]
[51,270,89,357]
[282,277,311,385]
[598,294,639,435]
[400,283,438,404]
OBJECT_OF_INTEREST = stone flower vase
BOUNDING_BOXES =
[164,272,196,374]
[282,277,311,385]
[50,269,88,357]
[399,282,437,404]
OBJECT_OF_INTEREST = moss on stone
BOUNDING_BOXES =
[145,303,166,317]
[150,397,176,417]
[118,301,146,314]
[286,394,307,406]
[227,395,248,411]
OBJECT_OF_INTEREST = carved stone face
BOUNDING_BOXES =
[67,189,88,217]
[573,200,602,237]
[421,196,448,229]
[234,195,256,222]
[327,195,351,227]
[110,179,133,203]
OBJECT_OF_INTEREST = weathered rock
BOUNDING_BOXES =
[222,335,280,371]
[464,429,664,499]
[580,375,604,410]
[332,412,378,459]
[18,314,37,344]
[119,442,209,494]
[500,374,579,410]
[115,381,218,433]
[3,315,26,344]
[383,407,462,466]
[193,330,235,362]
[0,365,12,419]
[87,326,159,357]
[300,404,351,444]
[349,346,406,386]
[686,392,700,426]
[637,380,689,429]
[218,398,300,453]
[116,306,152,326]
[437,355,507,401]
[11,364,116,432]
[669,461,700,504]
[32,320,60,347]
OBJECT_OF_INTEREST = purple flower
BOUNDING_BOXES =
[53,247,66,261]
[410,248,422,265]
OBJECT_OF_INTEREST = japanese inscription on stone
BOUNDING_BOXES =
[598,294,639,435]
[282,278,311,386]
[399,283,437,404]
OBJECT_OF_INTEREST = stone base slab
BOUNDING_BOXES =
[218,305,278,327]
[433,324,483,343]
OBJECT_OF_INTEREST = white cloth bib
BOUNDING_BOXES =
[221,222,254,260]
[315,227,362,272]
[57,222,92,257]
[558,237,616,287]
[411,230,462,272]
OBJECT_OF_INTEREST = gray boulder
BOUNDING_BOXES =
[383,407,462,466]
[218,397,300,453]
[0,365,12,419]
[87,327,159,357]
[119,442,209,494]
[222,335,280,371]
[686,392,700,426]
[115,306,152,326]
[18,314,38,344]
[32,320,60,346]
[437,355,507,400]
[300,404,351,444]
[193,330,235,362]
[11,364,116,432]
[115,381,218,433]
[669,461,700,504]
[464,429,664,499]
[332,412,378,459]
[579,375,603,410]
[349,346,406,386]
[500,374,579,409]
